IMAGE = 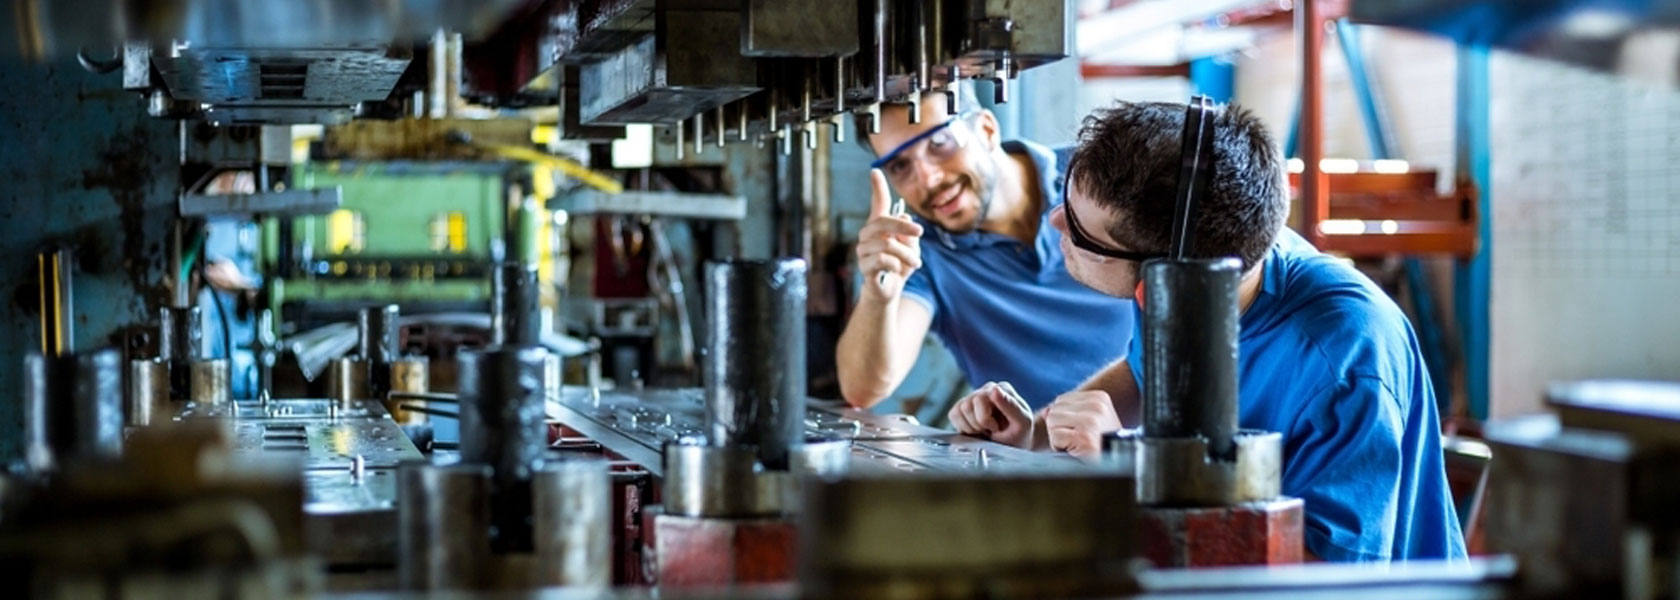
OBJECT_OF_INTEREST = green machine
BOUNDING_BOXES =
[264,160,532,332]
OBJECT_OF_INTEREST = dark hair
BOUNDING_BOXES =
[853,80,983,153]
[1066,100,1286,270]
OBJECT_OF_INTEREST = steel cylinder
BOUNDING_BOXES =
[328,356,370,405]
[398,462,492,590]
[23,349,124,471]
[160,306,202,399]
[127,358,171,426]
[458,346,550,481]
[190,358,232,405]
[359,304,401,397]
[702,258,807,470]
[532,461,612,588]
[1141,258,1242,459]
[491,262,541,346]
[388,356,431,424]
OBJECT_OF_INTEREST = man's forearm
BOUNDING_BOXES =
[836,294,913,408]
[1076,357,1140,426]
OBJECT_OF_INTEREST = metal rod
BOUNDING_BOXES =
[915,0,929,92]
[738,101,749,141]
[946,65,960,114]
[703,259,808,471]
[835,56,846,113]
[993,60,1010,103]
[692,112,704,155]
[389,391,459,404]
[715,106,726,147]
[400,404,460,419]
[491,262,540,346]
[873,0,887,103]
[908,89,922,124]
[1141,259,1241,460]
[675,121,685,161]
[769,88,779,132]
[1297,0,1327,247]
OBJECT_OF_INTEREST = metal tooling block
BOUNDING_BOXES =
[548,386,1077,476]
[578,10,760,126]
[1138,498,1305,568]
[654,513,798,587]
[231,418,422,470]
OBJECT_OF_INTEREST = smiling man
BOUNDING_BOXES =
[947,100,1466,562]
[836,85,1135,411]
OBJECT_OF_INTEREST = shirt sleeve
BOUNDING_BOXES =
[1284,375,1405,562]
[900,263,938,320]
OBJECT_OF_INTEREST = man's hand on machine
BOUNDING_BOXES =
[948,382,1035,449]
[1043,390,1124,462]
[856,169,922,299]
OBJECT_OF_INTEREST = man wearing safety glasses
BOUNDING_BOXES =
[835,83,1136,412]
[948,100,1465,562]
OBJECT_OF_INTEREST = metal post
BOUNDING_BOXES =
[24,348,123,471]
[532,461,613,588]
[702,259,807,470]
[458,346,550,553]
[1297,0,1327,246]
[398,463,492,590]
[491,262,540,346]
[1141,259,1241,459]
[360,304,400,397]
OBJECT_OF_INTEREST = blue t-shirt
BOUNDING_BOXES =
[902,140,1136,410]
[1129,229,1466,561]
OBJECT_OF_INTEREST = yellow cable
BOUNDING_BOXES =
[51,253,61,355]
[475,142,623,194]
[37,254,47,355]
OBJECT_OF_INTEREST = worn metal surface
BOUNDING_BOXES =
[741,0,860,57]
[798,472,1139,599]
[1139,498,1305,568]
[359,304,401,398]
[229,418,423,470]
[554,189,748,220]
[388,357,432,425]
[1137,431,1284,507]
[0,59,180,463]
[549,386,1071,476]
[1141,258,1242,456]
[329,356,371,404]
[704,259,807,470]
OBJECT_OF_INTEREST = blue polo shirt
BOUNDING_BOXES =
[901,140,1135,410]
[1130,229,1466,561]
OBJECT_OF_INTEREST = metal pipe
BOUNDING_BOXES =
[873,0,887,104]
[715,105,726,148]
[674,120,685,161]
[491,262,540,346]
[738,101,749,142]
[1297,0,1327,247]
[835,56,847,113]
[1141,259,1242,460]
[327,356,367,406]
[702,259,808,470]
[693,112,704,155]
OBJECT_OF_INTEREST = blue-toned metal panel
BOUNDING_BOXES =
[0,60,181,462]
[1453,45,1493,420]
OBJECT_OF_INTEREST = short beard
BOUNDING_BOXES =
[948,154,1001,234]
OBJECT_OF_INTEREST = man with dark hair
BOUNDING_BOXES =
[948,100,1466,562]
[836,83,1135,412]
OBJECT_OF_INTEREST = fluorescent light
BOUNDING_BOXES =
[1320,158,1360,174]
[1288,158,1304,173]
[1318,219,1366,236]
[1372,159,1410,174]
[1380,220,1400,235]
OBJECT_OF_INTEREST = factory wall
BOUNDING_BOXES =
[0,59,182,461]
[1229,26,1680,418]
